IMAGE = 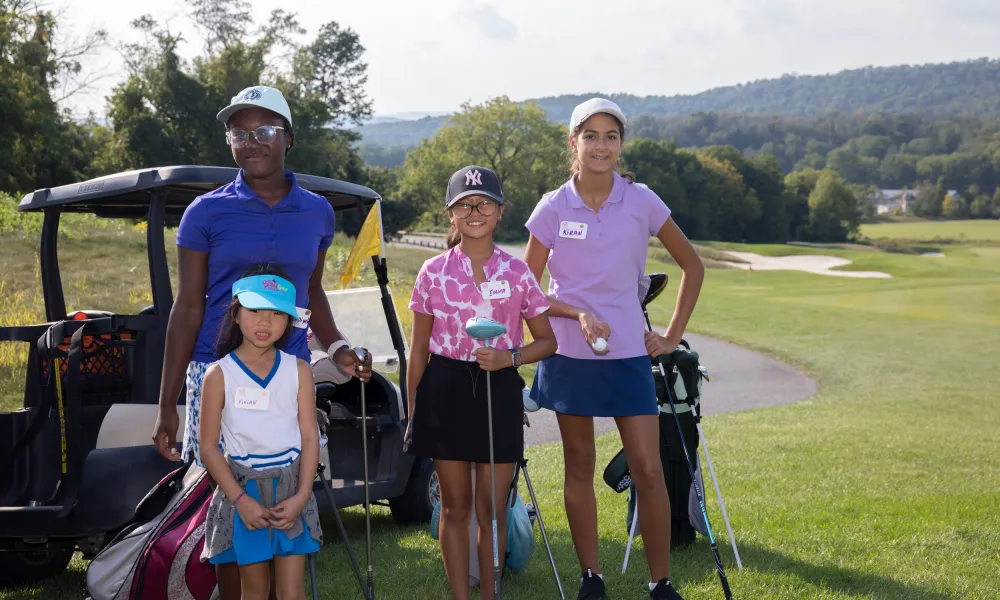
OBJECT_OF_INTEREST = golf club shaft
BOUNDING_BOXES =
[520,463,565,600]
[320,467,368,598]
[359,371,375,599]
[657,359,733,600]
[309,553,319,600]
[696,422,742,570]
[486,367,501,600]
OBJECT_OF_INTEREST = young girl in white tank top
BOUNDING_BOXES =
[198,264,324,598]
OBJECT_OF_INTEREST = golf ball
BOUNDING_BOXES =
[592,337,609,354]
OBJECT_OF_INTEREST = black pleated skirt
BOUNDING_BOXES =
[404,353,524,464]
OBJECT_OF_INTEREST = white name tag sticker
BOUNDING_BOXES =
[558,221,588,240]
[234,387,270,411]
[481,280,511,300]
[292,307,311,329]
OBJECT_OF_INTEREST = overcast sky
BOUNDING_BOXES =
[55,0,1000,120]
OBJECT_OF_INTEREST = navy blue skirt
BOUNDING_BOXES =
[529,354,658,417]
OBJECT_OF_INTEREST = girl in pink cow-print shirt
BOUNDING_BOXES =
[404,165,556,600]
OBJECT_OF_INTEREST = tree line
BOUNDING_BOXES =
[3,0,998,248]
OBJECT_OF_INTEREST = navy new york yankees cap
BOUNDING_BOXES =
[445,165,505,208]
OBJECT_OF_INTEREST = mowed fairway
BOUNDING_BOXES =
[860,219,1000,243]
[1,224,999,599]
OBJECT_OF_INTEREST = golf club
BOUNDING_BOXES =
[659,359,733,599]
[464,316,507,600]
[639,274,742,570]
[317,461,370,599]
[638,275,734,599]
[353,346,376,600]
[309,553,318,600]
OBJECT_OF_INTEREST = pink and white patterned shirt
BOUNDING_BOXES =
[409,245,550,362]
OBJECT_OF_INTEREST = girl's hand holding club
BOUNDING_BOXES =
[474,347,513,372]
[645,331,679,358]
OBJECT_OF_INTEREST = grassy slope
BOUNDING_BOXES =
[2,226,999,599]
[860,219,1000,243]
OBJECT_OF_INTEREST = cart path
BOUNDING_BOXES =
[522,332,818,447]
[390,236,819,447]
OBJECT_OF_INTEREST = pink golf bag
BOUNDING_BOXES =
[85,462,218,600]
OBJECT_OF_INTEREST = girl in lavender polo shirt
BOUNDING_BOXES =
[524,99,705,600]
[405,165,557,600]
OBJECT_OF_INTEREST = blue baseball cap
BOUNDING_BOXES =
[231,274,298,318]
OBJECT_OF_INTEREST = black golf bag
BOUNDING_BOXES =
[603,342,708,550]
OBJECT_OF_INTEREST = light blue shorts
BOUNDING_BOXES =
[209,478,321,566]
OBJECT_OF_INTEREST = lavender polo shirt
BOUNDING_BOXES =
[176,169,336,364]
[525,172,672,360]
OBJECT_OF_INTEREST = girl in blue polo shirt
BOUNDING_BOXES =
[198,264,323,599]
[151,85,370,599]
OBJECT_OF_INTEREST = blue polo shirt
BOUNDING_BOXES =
[176,169,336,364]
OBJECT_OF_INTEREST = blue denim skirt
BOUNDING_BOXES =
[529,354,658,417]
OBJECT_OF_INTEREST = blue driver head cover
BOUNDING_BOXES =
[231,274,298,318]
[465,317,507,340]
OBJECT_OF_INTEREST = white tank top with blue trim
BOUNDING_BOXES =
[216,349,302,470]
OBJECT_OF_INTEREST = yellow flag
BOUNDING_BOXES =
[339,201,384,288]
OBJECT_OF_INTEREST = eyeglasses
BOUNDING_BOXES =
[226,125,286,148]
[451,200,498,219]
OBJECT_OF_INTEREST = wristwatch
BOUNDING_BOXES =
[511,348,523,368]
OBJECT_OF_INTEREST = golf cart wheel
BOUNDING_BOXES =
[0,547,74,586]
[389,457,438,525]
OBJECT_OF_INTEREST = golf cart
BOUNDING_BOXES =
[0,166,435,587]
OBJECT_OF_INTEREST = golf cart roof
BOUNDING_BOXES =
[17,165,380,218]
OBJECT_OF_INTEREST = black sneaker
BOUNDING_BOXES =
[650,577,684,600]
[577,569,606,600]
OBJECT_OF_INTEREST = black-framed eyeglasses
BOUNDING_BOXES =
[226,125,286,148]
[451,200,498,219]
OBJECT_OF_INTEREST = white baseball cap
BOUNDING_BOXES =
[217,85,293,129]
[569,98,627,133]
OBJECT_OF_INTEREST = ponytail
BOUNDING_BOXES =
[446,223,462,249]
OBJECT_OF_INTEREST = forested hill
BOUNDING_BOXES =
[357,58,1000,151]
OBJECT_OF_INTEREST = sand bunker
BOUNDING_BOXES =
[725,251,892,278]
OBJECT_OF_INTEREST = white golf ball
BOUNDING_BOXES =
[592,337,609,353]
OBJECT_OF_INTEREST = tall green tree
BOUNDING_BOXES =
[397,96,566,241]
[101,0,371,182]
[803,171,861,242]
[1,0,107,193]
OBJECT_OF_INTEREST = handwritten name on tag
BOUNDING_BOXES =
[558,221,588,239]
[234,387,270,411]
[480,280,511,300]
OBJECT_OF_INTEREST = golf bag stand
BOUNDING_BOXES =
[511,454,565,600]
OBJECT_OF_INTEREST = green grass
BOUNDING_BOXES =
[860,219,1000,243]
[2,225,1000,599]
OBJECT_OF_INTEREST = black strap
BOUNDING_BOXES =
[0,321,68,503]
[55,320,94,518]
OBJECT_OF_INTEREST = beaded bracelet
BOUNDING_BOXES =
[231,491,246,508]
